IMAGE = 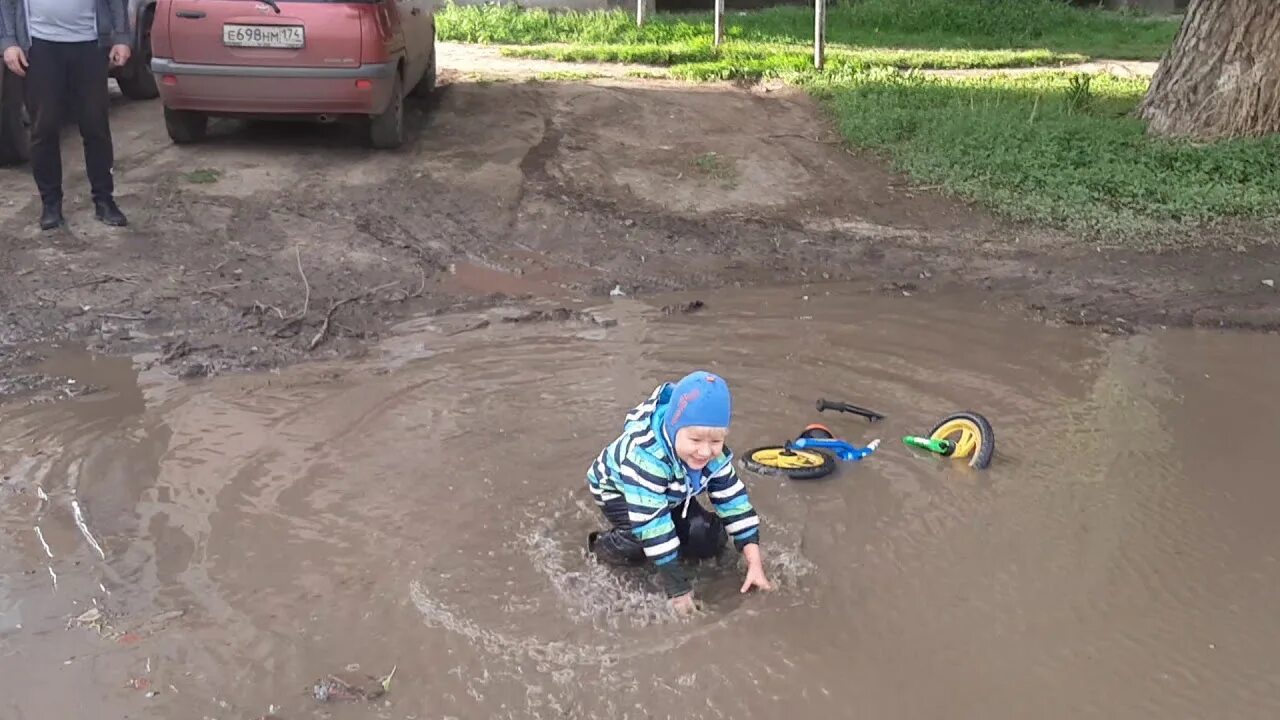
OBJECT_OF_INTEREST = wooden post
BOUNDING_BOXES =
[814,0,826,70]
[636,0,646,27]
[714,0,725,46]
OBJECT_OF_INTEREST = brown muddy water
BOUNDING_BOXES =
[3,285,1280,720]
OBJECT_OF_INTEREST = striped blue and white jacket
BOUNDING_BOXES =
[586,382,761,593]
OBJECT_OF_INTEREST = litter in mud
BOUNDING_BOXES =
[69,606,107,634]
[311,667,395,703]
[500,308,617,327]
[126,677,151,691]
[661,300,706,315]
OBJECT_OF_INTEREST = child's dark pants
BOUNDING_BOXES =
[590,496,728,566]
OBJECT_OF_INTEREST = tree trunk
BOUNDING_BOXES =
[1137,0,1280,139]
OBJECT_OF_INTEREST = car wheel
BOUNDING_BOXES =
[116,18,160,101]
[0,70,31,166]
[409,33,436,99]
[165,107,208,144]
[368,74,405,150]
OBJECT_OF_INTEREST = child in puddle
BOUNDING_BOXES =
[586,370,772,615]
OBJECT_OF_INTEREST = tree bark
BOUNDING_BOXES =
[1137,0,1280,139]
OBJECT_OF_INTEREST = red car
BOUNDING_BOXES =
[149,0,435,148]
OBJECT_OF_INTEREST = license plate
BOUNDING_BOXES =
[222,23,304,49]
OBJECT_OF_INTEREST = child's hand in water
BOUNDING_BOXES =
[670,592,698,616]
[740,544,773,594]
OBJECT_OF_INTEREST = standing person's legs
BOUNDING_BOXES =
[65,41,125,225]
[66,42,112,201]
[23,39,69,227]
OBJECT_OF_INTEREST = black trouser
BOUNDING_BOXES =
[590,495,728,566]
[24,38,114,205]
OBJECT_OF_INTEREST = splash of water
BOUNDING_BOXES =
[517,517,676,629]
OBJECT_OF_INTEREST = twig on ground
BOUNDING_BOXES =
[292,246,311,320]
[445,319,490,336]
[254,301,286,319]
[411,267,428,299]
[98,313,145,321]
[64,274,138,290]
[392,267,429,302]
[201,282,244,294]
[267,247,314,336]
[765,133,842,144]
[306,282,399,351]
[308,298,359,351]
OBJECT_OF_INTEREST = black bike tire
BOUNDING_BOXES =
[742,445,836,480]
[928,411,995,469]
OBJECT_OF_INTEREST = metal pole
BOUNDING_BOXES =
[814,0,826,70]
[714,0,725,46]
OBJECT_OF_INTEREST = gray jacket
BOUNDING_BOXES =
[0,0,131,51]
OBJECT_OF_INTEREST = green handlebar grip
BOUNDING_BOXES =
[902,435,955,455]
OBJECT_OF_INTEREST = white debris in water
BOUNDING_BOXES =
[71,500,107,560]
[1264,279,1275,288]
[34,526,54,558]
[48,565,58,591]
[37,486,49,502]
[518,517,673,629]
[610,285,625,297]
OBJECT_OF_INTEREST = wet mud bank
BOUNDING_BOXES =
[2,73,1278,404]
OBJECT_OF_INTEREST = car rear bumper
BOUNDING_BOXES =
[151,58,396,115]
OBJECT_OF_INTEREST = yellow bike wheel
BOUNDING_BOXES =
[743,445,836,480]
[928,411,995,469]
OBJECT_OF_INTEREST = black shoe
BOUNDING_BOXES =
[94,198,128,227]
[40,201,64,231]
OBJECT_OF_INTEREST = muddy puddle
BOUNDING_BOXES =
[3,286,1280,719]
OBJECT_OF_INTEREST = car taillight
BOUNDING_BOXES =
[162,75,177,86]
[355,79,372,90]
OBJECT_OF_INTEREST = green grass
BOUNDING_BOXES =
[691,151,739,188]
[437,0,1178,61]
[184,168,221,184]
[810,70,1280,238]
[500,41,1085,78]
[534,69,607,81]
[438,1,1278,239]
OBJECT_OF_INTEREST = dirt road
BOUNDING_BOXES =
[1,52,1276,400]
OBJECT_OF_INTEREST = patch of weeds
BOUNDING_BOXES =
[1063,73,1094,114]
[462,71,517,85]
[534,70,605,81]
[185,168,221,184]
[691,152,738,188]
[808,70,1280,242]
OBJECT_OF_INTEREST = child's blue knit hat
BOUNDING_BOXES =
[663,370,732,437]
